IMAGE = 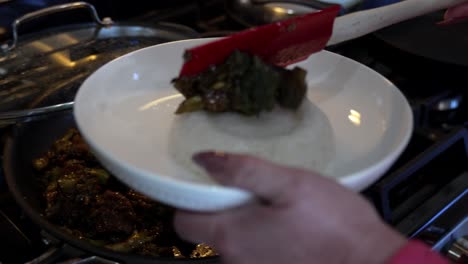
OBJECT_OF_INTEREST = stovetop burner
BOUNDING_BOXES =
[0,1,467,263]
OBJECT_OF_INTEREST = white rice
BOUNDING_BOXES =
[168,100,335,178]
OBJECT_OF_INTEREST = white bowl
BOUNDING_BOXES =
[74,38,413,211]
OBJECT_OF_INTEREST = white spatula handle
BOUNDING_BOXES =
[328,0,467,45]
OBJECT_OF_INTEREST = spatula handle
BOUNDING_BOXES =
[328,0,467,45]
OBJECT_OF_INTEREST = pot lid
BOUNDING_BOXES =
[0,2,197,124]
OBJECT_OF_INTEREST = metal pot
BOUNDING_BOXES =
[373,10,468,67]
[225,0,336,26]
[0,1,198,126]
[224,0,362,27]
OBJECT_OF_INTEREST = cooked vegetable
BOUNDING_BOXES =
[172,50,308,115]
[33,128,217,258]
[105,230,159,253]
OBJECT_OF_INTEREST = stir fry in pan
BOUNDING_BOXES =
[32,128,217,258]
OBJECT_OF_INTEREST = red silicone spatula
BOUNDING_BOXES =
[179,5,341,77]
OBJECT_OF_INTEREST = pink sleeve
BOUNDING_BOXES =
[386,240,449,264]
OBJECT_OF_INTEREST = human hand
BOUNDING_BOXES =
[174,152,406,264]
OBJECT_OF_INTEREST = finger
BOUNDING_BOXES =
[192,151,319,204]
[445,2,468,19]
[439,2,468,25]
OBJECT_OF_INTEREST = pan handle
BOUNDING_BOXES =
[1,2,113,52]
[25,246,64,264]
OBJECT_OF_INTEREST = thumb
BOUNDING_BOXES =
[192,151,322,204]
